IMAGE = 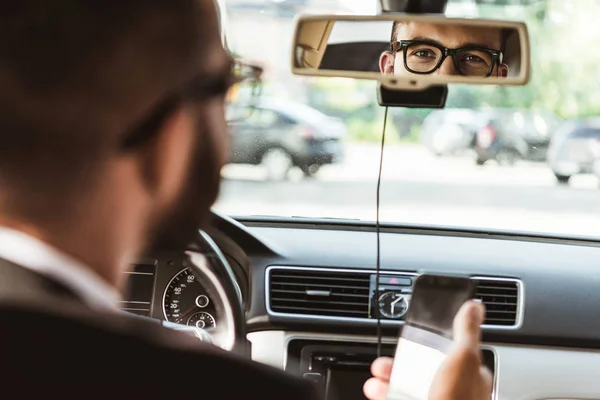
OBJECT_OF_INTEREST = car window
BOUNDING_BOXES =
[277,113,296,125]
[247,108,279,127]
[571,127,600,139]
[271,102,329,125]
[512,112,525,129]
[532,115,549,134]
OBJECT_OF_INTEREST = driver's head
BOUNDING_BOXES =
[0,0,232,286]
[379,21,509,77]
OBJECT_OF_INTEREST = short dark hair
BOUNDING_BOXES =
[391,21,402,48]
[389,21,509,52]
[0,1,214,219]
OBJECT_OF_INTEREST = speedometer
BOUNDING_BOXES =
[163,268,216,327]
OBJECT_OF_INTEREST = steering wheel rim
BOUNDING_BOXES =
[184,230,248,356]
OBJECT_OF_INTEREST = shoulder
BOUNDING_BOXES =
[0,302,323,399]
[0,298,213,353]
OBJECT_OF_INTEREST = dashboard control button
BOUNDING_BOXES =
[303,373,323,384]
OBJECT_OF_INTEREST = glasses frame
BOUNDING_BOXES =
[391,40,503,77]
[119,58,248,150]
[226,59,265,123]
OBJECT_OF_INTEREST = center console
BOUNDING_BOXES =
[286,339,496,400]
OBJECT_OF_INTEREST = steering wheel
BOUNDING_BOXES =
[164,230,248,356]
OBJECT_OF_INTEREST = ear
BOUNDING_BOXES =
[497,63,509,78]
[138,106,195,211]
[379,51,395,74]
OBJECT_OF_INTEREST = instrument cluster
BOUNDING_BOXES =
[120,256,234,328]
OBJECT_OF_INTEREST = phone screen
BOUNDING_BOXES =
[386,274,475,400]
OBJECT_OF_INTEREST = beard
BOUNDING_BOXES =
[145,114,223,251]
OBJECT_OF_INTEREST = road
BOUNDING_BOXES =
[214,143,600,237]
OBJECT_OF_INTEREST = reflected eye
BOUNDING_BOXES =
[404,43,443,73]
[463,54,486,64]
[455,50,494,76]
[411,48,438,59]
[457,50,493,68]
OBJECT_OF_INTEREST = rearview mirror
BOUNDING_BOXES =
[291,14,530,90]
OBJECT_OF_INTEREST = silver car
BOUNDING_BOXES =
[547,118,600,184]
[419,108,485,156]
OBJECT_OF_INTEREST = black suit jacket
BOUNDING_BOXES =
[0,259,324,399]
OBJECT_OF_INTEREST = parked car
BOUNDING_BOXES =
[474,109,563,165]
[419,108,489,156]
[547,118,600,184]
[269,0,309,16]
[227,98,346,180]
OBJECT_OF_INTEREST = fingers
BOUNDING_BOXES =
[363,377,389,400]
[366,302,487,400]
[480,365,494,396]
[429,302,490,400]
[429,354,493,400]
[364,357,393,400]
[453,300,485,351]
[370,356,393,381]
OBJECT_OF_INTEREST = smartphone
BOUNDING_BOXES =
[386,273,476,400]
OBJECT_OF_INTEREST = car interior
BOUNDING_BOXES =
[121,1,600,399]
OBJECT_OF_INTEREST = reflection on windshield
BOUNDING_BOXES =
[215,0,600,237]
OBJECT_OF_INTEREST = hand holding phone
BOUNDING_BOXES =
[428,301,493,400]
[384,274,481,400]
[363,300,492,400]
[364,288,492,400]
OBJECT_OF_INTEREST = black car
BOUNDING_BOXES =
[227,98,346,180]
[474,109,563,165]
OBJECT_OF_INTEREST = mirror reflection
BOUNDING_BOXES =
[381,22,510,78]
[292,17,526,84]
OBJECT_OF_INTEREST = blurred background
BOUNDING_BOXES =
[215,0,600,237]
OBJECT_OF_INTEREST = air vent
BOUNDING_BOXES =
[269,268,371,318]
[474,279,520,326]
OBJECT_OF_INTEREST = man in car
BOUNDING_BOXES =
[379,21,509,77]
[0,1,489,399]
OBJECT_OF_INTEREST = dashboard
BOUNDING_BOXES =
[123,213,600,400]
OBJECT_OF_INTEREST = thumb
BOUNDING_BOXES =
[453,300,485,351]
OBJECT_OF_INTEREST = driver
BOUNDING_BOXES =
[379,21,510,77]
[0,1,489,399]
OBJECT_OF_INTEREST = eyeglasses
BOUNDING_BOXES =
[119,58,242,150]
[391,40,503,77]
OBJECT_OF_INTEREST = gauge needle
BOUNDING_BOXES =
[391,296,402,314]
[176,307,197,324]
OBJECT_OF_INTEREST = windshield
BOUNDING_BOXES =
[215,0,600,237]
